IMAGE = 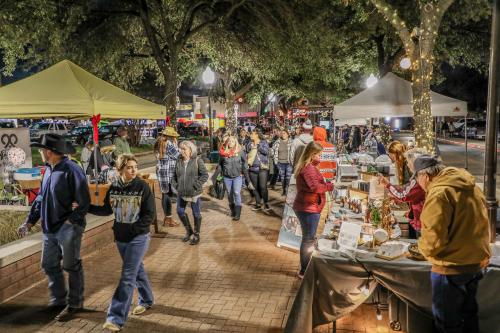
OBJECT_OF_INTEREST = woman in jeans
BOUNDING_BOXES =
[217,135,250,221]
[154,127,180,227]
[171,140,209,245]
[272,129,293,196]
[89,154,155,332]
[293,142,334,279]
[246,129,270,211]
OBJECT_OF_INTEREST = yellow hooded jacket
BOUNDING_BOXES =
[418,167,491,275]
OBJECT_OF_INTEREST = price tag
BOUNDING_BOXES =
[337,222,362,251]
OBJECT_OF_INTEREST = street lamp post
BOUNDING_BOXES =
[202,66,216,139]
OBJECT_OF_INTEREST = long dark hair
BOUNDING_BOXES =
[251,128,265,141]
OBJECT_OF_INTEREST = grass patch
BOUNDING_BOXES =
[31,144,153,166]
[0,210,40,246]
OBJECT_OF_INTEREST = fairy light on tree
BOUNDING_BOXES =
[367,0,455,153]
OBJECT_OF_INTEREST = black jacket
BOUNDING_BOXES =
[27,157,90,234]
[171,158,209,198]
[89,177,155,242]
[218,150,249,179]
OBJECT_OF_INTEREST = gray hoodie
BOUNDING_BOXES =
[290,133,314,170]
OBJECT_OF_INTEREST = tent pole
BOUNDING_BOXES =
[484,0,500,240]
[464,116,468,169]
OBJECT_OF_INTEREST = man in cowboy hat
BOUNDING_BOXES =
[18,133,90,321]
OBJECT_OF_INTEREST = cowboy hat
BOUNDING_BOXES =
[161,126,180,137]
[31,133,75,155]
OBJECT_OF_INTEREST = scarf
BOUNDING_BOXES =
[219,146,239,158]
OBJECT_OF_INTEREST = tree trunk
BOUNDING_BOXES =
[164,69,178,124]
[222,70,237,135]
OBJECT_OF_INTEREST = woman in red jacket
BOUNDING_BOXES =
[293,142,334,279]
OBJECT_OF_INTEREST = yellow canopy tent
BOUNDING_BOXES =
[0,60,166,120]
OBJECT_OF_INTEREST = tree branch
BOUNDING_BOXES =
[138,0,167,73]
[369,0,414,55]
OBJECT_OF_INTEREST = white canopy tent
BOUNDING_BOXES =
[335,72,467,120]
[334,72,469,167]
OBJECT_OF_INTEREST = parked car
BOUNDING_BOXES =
[178,123,204,137]
[64,126,93,145]
[459,120,486,139]
[452,118,476,132]
[30,122,69,140]
[242,122,256,132]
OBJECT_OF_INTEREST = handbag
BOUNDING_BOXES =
[209,175,225,200]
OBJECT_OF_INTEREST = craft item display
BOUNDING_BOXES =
[376,241,408,260]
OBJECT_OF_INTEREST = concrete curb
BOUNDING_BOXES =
[437,138,500,153]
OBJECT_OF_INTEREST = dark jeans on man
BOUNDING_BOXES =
[41,222,84,308]
[249,170,269,206]
[431,271,483,333]
[295,211,320,274]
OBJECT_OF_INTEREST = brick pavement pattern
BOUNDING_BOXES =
[0,187,397,333]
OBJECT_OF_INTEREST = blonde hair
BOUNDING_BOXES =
[294,142,323,177]
[388,141,407,184]
[116,154,138,172]
[222,135,241,153]
[404,147,428,173]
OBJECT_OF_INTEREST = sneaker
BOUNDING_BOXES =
[103,321,121,332]
[263,204,271,211]
[132,304,151,315]
[54,305,82,321]
[251,205,261,211]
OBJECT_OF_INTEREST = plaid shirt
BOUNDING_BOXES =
[156,141,179,193]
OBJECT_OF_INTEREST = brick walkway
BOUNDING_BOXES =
[0,188,396,333]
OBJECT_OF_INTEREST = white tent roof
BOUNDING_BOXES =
[335,72,467,120]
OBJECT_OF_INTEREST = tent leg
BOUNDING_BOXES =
[464,116,468,169]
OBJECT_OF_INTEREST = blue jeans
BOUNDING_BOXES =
[176,196,202,219]
[224,176,243,206]
[41,222,84,308]
[431,271,483,333]
[277,162,293,193]
[107,233,154,327]
[295,211,320,274]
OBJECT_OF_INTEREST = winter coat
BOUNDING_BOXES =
[386,179,425,231]
[418,167,491,275]
[313,127,336,180]
[113,136,131,158]
[171,157,209,198]
[293,163,334,213]
[272,138,292,165]
[217,149,249,179]
[290,133,314,170]
[246,140,270,173]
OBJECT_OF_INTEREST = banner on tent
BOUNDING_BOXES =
[0,128,32,174]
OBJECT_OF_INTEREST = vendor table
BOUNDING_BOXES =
[284,247,500,333]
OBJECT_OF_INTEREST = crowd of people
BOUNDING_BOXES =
[16,116,492,332]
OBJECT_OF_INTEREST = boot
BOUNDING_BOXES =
[179,214,193,242]
[190,216,202,245]
[233,206,242,221]
[229,204,236,218]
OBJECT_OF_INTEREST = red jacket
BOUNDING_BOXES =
[386,179,425,231]
[293,163,334,213]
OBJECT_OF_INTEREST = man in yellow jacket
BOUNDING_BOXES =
[415,155,491,333]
